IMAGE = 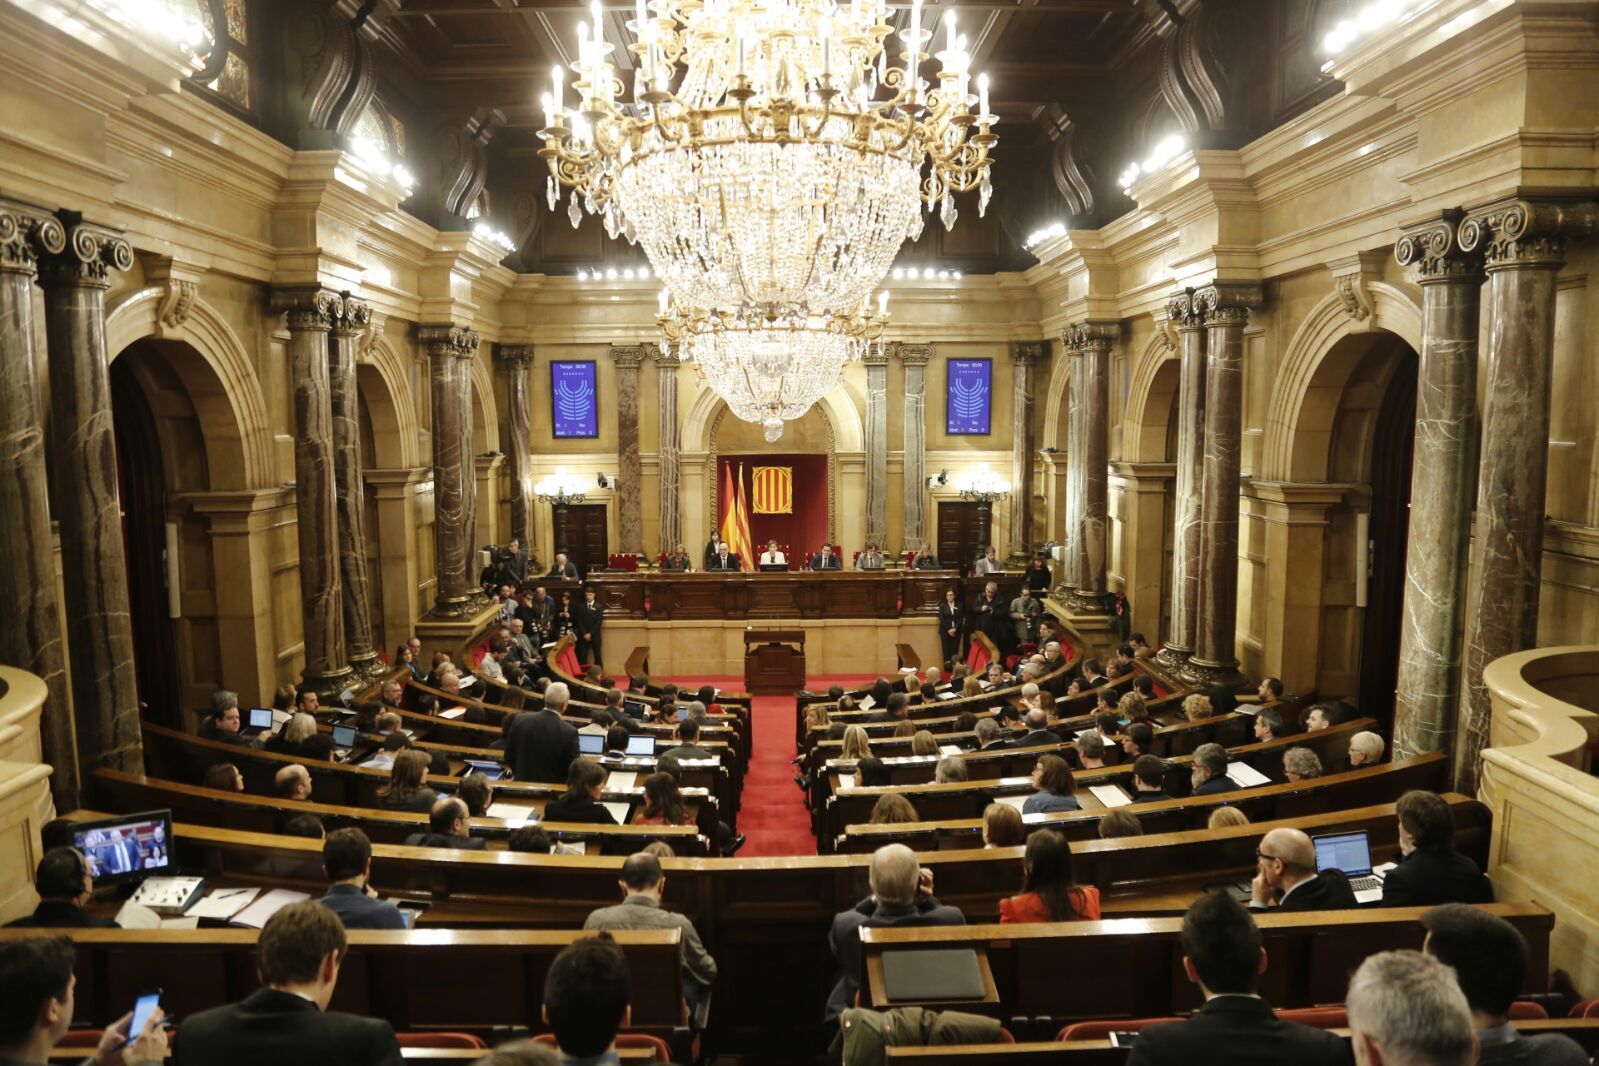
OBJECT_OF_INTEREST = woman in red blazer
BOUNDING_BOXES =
[999,828,1101,923]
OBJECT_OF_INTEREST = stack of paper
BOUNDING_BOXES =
[230,888,310,929]
[938,744,964,757]
[486,802,537,823]
[859,696,876,710]
[114,900,201,930]
[439,706,469,720]
[1089,784,1132,808]
[1227,762,1272,788]
[187,887,261,921]
[836,774,857,790]
[606,771,638,791]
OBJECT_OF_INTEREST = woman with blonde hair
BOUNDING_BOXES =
[1208,805,1250,829]
[806,701,831,731]
[962,675,984,698]
[893,718,917,738]
[1117,691,1149,723]
[910,730,939,758]
[868,793,920,825]
[982,802,1025,848]
[840,724,872,762]
[272,711,333,761]
[1182,693,1214,721]
[378,748,437,813]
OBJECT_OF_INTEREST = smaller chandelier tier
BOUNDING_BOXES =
[659,297,886,441]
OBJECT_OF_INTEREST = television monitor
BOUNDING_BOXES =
[71,810,173,885]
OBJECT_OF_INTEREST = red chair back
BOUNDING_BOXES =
[1574,999,1599,1019]
[398,1033,487,1048]
[58,1030,104,1048]
[1508,1001,1549,1021]
[1276,1007,1348,1029]
[533,1033,670,1063]
[1057,1018,1177,1041]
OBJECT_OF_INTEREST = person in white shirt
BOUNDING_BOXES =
[759,539,786,566]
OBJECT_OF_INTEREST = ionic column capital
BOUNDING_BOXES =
[1166,288,1206,331]
[1009,339,1048,366]
[893,342,935,367]
[1395,209,1485,282]
[1460,197,1599,270]
[327,293,372,337]
[862,345,891,368]
[649,342,680,368]
[39,213,132,290]
[0,199,66,276]
[609,344,646,369]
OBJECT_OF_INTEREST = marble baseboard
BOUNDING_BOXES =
[600,618,943,680]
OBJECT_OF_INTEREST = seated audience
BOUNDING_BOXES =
[271,711,333,761]
[1128,632,1154,657]
[0,935,167,1064]
[1182,693,1214,721]
[891,719,916,739]
[855,758,891,788]
[1189,743,1238,796]
[506,825,582,857]
[403,797,486,850]
[934,755,968,784]
[361,731,410,773]
[457,773,493,818]
[1128,753,1172,803]
[604,724,631,757]
[1247,676,1286,703]
[1421,903,1589,1065]
[1253,708,1285,743]
[1283,746,1323,782]
[199,690,258,747]
[1077,731,1109,769]
[875,691,911,724]
[541,934,632,1062]
[172,903,403,1065]
[983,803,1025,848]
[1208,806,1250,829]
[584,853,718,1029]
[661,716,715,762]
[1118,691,1149,723]
[5,848,116,928]
[636,772,692,826]
[1122,721,1156,760]
[1207,686,1239,717]
[1250,827,1356,911]
[973,717,1008,752]
[1132,674,1157,699]
[377,749,437,813]
[317,828,406,930]
[1098,809,1143,839]
[840,724,874,762]
[478,1042,559,1066]
[1127,892,1348,1066]
[869,794,921,825]
[1023,754,1080,815]
[1345,951,1476,1066]
[1349,730,1386,767]
[1014,708,1062,749]
[282,814,325,839]
[543,760,618,825]
[826,844,964,1019]
[1382,790,1493,906]
[910,730,939,758]
[203,762,244,791]
[1000,828,1100,922]
[1303,703,1337,731]
[274,763,312,802]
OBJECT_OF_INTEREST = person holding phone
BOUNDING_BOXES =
[0,935,167,1065]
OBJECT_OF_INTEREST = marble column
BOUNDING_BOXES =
[0,200,78,808]
[611,345,645,554]
[1008,342,1044,561]
[863,346,890,550]
[327,294,384,685]
[1390,212,1485,761]
[1187,282,1261,684]
[497,344,535,554]
[38,214,142,775]
[1155,289,1207,666]
[1064,324,1118,601]
[899,344,933,552]
[1453,198,1597,793]
[656,348,682,554]
[1058,340,1083,597]
[270,287,351,693]
[420,325,481,616]
[456,335,480,590]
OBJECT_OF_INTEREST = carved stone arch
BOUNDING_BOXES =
[1041,345,1072,452]
[356,337,419,468]
[1261,282,1422,482]
[681,383,864,455]
[105,287,274,491]
[465,350,500,455]
[1134,90,1186,159]
[1123,331,1182,463]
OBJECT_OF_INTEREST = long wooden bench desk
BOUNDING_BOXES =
[584,570,1023,621]
[858,904,1554,1023]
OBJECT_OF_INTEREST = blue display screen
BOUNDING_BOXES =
[551,361,599,438]
[946,358,992,435]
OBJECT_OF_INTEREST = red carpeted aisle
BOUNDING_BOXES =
[656,674,878,857]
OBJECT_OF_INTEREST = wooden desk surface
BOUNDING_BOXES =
[586,571,1023,620]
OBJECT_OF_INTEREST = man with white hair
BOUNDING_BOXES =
[923,667,944,690]
[506,681,579,783]
[1249,827,1357,911]
[1349,730,1386,767]
[1346,950,1477,1066]
[825,844,965,1020]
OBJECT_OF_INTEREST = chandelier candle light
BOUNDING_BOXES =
[539,0,997,437]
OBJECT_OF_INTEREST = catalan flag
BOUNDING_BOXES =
[719,463,755,572]
[751,465,794,514]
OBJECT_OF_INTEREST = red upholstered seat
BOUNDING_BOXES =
[1056,1018,1177,1041]
[534,1033,672,1063]
[397,1033,487,1048]
[1508,1001,1549,1020]
[1275,1007,1347,1029]
[1573,999,1599,1019]
[58,1030,103,1048]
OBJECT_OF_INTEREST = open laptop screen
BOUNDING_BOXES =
[578,733,605,755]
[331,724,357,749]
[247,707,273,730]
[625,734,656,756]
[1313,831,1375,877]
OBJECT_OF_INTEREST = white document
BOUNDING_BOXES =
[1089,784,1132,808]
[1022,812,1048,825]
[600,801,633,824]
[606,771,639,791]
[937,691,959,700]
[939,744,964,757]
[230,888,311,929]
[113,900,163,930]
[996,794,1029,812]
[187,887,261,921]
[486,802,536,822]
[439,706,468,719]
[837,773,857,790]
[859,695,876,710]
[1227,762,1272,788]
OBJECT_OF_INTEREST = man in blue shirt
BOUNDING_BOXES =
[317,829,407,930]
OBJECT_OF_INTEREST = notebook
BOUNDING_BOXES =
[230,888,311,929]
[463,759,505,781]
[1312,830,1388,902]
[438,706,469,720]
[1226,762,1272,788]
[1089,784,1132,808]
[881,948,986,1002]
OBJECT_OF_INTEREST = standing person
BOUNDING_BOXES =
[572,585,604,667]
[551,590,576,639]
[506,681,581,784]
[703,534,721,570]
[1025,554,1051,592]
[971,581,1008,648]
[937,588,963,666]
[1009,585,1043,644]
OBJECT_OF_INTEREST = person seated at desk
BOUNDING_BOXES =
[361,731,410,774]
[972,717,1010,753]
[403,797,486,850]
[543,759,619,824]
[810,543,842,570]
[1077,732,1109,769]
[661,544,694,571]
[204,762,245,792]
[270,711,334,762]
[171,902,404,1066]
[1126,893,1349,1066]
[1346,952,1477,1066]
[911,548,942,568]
[706,541,740,571]
[856,544,886,570]
[0,936,167,1065]
[758,539,787,567]
[660,716,716,762]
[376,749,437,813]
[1249,827,1357,912]
[541,935,636,1065]
[1190,743,1239,796]
[982,803,1026,848]
[547,551,580,580]
[1381,789,1494,907]
[318,828,407,930]
[1239,676,1287,704]
[1014,708,1062,749]
[1283,747,1323,782]
[636,772,693,826]
[1127,753,1173,803]
[1349,730,1386,767]
[1253,707,1286,743]
[5,847,118,929]
[1422,904,1590,1066]
[199,689,259,748]
[603,724,631,759]
[274,764,313,802]
[458,773,494,818]
[872,691,910,724]
[826,844,965,1020]
[999,827,1100,922]
[1023,754,1080,815]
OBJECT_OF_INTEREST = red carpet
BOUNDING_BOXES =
[656,674,880,857]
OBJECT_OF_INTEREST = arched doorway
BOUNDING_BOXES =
[711,404,835,561]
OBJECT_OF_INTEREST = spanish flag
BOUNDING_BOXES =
[719,463,755,572]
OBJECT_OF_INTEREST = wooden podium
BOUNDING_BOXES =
[743,628,806,694]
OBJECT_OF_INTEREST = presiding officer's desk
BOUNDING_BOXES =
[586,570,1024,620]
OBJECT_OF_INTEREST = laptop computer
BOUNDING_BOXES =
[1313,830,1388,903]
[330,723,357,751]
[578,733,605,756]
[463,759,506,781]
[240,707,275,739]
[625,734,656,757]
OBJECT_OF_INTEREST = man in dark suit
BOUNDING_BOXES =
[1190,743,1240,796]
[403,798,486,850]
[198,691,259,748]
[318,829,407,930]
[0,936,167,1065]
[1076,657,1110,690]
[1249,828,1357,912]
[5,848,117,929]
[937,589,963,665]
[970,581,1007,647]
[706,542,740,571]
[173,902,402,1066]
[547,552,580,580]
[1126,754,1174,803]
[571,586,604,666]
[872,692,910,724]
[1013,709,1062,750]
[659,717,716,762]
[506,681,581,783]
[1127,892,1350,1066]
[826,844,965,1020]
[1381,790,1494,907]
[500,538,529,583]
[810,544,841,570]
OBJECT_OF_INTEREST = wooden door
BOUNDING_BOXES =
[936,501,983,575]
[562,503,610,578]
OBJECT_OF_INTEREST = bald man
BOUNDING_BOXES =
[273,763,312,802]
[825,844,965,1020]
[1249,827,1357,912]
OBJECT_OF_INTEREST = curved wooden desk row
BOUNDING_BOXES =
[583,571,1026,621]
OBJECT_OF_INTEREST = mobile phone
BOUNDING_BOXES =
[126,990,161,1045]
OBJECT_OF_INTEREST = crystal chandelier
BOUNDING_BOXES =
[539,0,998,318]
[955,465,1011,501]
